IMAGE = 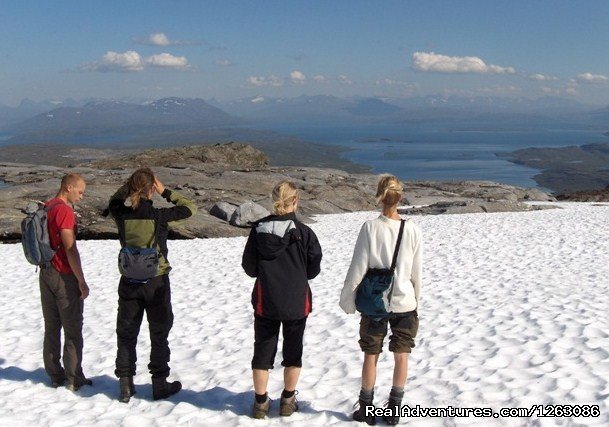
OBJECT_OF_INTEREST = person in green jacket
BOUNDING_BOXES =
[108,167,197,403]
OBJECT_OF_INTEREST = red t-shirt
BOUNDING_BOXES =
[45,198,77,274]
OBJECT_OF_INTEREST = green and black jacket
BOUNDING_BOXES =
[108,185,197,276]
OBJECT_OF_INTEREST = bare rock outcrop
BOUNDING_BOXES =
[0,143,558,242]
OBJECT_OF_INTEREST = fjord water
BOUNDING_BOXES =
[269,124,608,190]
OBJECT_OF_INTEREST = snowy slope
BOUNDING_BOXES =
[1,203,608,426]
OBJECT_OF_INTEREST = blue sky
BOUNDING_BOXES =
[2,0,609,105]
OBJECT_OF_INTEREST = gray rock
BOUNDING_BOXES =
[209,202,237,222]
[229,201,271,227]
[0,142,561,241]
[91,142,269,171]
[401,200,559,215]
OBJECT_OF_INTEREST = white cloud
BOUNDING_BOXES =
[246,75,284,87]
[313,75,328,83]
[81,50,145,72]
[135,32,201,47]
[576,72,609,84]
[148,32,171,46]
[290,70,307,85]
[376,78,418,87]
[81,51,191,72]
[215,59,233,67]
[146,53,190,69]
[440,85,521,97]
[338,74,353,84]
[566,79,580,96]
[566,87,580,96]
[412,52,516,74]
[541,86,561,95]
[477,85,521,94]
[541,79,581,97]
[529,73,558,81]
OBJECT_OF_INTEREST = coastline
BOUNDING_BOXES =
[498,142,609,194]
[2,127,609,194]
[258,124,609,192]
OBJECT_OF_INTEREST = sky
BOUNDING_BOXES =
[1,0,609,106]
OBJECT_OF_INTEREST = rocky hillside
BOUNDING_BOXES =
[0,143,556,242]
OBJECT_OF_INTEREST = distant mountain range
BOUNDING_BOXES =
[1,95,608,145]
[3,97,242,141]
[217,94,606,129]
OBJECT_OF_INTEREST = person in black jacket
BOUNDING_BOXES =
[242,180,322,419]
[108,167,197,403]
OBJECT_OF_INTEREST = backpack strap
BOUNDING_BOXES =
[389,219,405,272]
[151,215,160,250]
[118,220,159,249]
[44,199,67,251]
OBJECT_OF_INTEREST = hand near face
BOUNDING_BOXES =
[153,176,165,195]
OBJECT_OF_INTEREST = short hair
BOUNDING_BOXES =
[376,174,403,206]
[60,173,84,191]
[272,180,299,215]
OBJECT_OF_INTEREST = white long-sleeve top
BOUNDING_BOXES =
[340,215,423,314]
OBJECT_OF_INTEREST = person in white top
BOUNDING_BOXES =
[340,174,422,425]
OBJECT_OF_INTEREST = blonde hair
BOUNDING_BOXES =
[127,167,155,210]
[376,174,403,206]
[60,173,84,191]
[272,180,299,215]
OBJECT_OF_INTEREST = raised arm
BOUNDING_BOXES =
[154,177,198,223]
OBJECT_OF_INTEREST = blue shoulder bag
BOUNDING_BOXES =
[355,219,405,319]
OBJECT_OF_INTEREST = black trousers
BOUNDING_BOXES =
[251,315,307,370]
[115,274,174,378]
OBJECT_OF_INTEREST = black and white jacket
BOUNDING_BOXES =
[242,212,322,320]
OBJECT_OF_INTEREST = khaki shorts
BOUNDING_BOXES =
[358,311,419,354]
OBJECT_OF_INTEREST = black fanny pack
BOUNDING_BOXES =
[118,246,159,281]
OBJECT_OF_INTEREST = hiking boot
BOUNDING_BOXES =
[50,378,65,388]
[66,378,93,392]
[383,396,402,425]
[252,397,271,419]
[152,377,182,400]
[352,391,375,425]
[279,393,299,416]
[119,376,136,403]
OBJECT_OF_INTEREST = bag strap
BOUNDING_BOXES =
[151,216,160,249]
[44,199,67,251]
[118,216,160,249]
[389,219,405,272]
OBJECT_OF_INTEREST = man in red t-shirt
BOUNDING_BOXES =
[39,173,91,391]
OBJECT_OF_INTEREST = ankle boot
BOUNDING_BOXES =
[119,376,135,403]
[152,377,182,400]
[353,390,375,425]
[383,391,403,425]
